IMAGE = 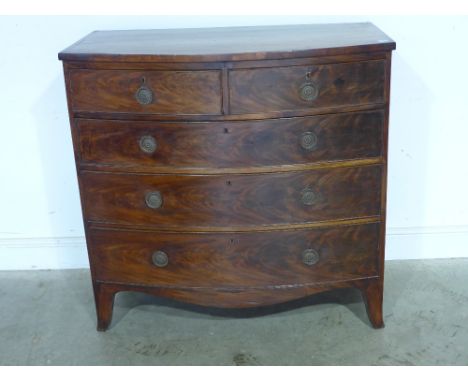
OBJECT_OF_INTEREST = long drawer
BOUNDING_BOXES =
[229,60,385,114]
[89,223,380,288]
[68,69,222,115]
[77,110,383,171]
[80,165,382,229]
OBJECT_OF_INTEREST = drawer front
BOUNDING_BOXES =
[69,69,222,115]
[89,223,380,287]
[81,165,382,229]
[229,60,385,114]
[77,110,383,170]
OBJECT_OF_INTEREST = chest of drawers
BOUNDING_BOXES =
[59,23,395,331]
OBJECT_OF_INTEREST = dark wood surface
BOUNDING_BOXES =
[76,110,383,171]
[89,223,379,287]
[60,23,395,331]
[93,278,382,331]
[69,69,222,114]
[58,23,395,63]
[80,165,382,229]
[229,60,385,114]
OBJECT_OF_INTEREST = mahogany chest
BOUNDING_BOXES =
[59,23,396,331]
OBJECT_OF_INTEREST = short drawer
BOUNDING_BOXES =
[89,223,380,287]
[80,165,382,229]
[77,110,383,170]
[68,69,222,115]
[229,60,385,114]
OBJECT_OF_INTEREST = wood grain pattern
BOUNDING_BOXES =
[59,23,395,331]
[58,23,395,63]
[361,279,384,328]
[81,165,382,229]
[77,110,383,171]
[93,282,116,332]
[79,158,383,176]
[69,69,222,114]
[89,223,380,288]
[64,51,387,71]
[88,216,381,233]
[72,103,386,123]
[229,60,385,114]
[93,278,382,330]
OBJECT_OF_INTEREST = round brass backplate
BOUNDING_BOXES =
[135,85,154,105]
[302,249,320,266]
[301,188,317,206]
[300,131,318,151]
[152,250,168,267]
[145,191,163,209]
[139,135,157,154]
[299,81,319,102]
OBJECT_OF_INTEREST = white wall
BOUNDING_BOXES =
[0,16,467,269]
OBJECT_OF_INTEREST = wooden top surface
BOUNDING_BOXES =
[58,22,395,63]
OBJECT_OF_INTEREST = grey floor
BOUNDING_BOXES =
[1,259,467,365]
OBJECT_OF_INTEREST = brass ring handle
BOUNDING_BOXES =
[302,249,320,266]
[145,191,163,209]
[301,188,317,206]
[300,131,318,151]
[139,135,157,154]
[152,250,168,267]
[299,81,319,102]
[135,86,153,105]
[135,77,154,105]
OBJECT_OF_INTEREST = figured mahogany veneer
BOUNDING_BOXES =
[59,23,395,331]
[89,223,380,289]
[69,69,222,115]
[229,60,385,114]
[77,110,384,171]
[81,165,382,229]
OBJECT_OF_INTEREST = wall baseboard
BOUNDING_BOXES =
[385,225,468,261]
[0,236,89,270]
[1,225,467,270]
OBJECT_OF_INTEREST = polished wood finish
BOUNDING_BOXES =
[94,282,116,332]
[89,223,380,287]
[81,166,382,229]
[229,60,385,114]
[69,69,222,115]
[361,279,385,328]
[87,216,381,233]
[93,279,381,330]
[77,110,383,171]
[58,23,395,63]
[72,103,386,123]
[59,23,395,331]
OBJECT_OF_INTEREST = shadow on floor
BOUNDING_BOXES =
[111,287,370,327]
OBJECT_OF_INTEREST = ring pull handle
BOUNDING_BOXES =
[152,251,169,267]
[139,135,157,154]
[300,131,318,151]
[301,187,318,206]
[135,77,154,105]
[145,191,163,209]
[302,249,320,266]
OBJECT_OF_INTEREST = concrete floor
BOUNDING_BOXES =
[0,259,467,365]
